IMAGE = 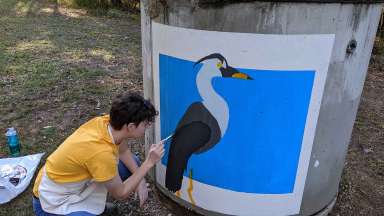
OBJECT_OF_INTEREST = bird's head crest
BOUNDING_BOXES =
[194,53,228,68]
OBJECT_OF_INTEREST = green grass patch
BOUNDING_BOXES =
[22,62,60,89]
[70,67,105,79]
[0,43,6,72]
[40,126,57,138]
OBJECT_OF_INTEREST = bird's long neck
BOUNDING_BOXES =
[196,65,229,136]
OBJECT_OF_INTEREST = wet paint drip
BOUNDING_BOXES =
[188,169,196,205]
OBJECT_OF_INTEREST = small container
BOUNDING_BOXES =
[5,128,20,157]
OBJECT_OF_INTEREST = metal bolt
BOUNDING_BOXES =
[346,39,357,55]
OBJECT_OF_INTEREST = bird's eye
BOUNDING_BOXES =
[216,62,223,68]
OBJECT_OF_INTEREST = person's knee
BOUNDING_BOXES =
[133,154,141,166]
[118,154,141,181]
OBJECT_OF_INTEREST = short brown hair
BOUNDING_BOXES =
[109,92,158,130]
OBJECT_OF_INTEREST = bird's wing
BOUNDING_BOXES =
[165,121,211,192]
[174,102,221,154]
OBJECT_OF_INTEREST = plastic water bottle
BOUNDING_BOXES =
[5,128,20,157]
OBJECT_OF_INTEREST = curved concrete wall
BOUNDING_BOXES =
[141,1,382,215]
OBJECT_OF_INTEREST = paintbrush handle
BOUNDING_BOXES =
[162,134,173,142]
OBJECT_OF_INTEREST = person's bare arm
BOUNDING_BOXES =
[104,142,164,200]
[103,161,151,200]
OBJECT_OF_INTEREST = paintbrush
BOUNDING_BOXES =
[162,133,174,143]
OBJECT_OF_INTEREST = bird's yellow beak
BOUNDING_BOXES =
[232,72,253,80]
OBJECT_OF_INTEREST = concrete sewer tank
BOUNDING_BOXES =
[140,0,383,215]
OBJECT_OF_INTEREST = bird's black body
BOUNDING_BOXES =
[165,102,221,192]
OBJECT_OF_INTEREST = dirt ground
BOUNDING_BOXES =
[0,1,383,215]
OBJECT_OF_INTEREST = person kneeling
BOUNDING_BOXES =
[32,92,164,216]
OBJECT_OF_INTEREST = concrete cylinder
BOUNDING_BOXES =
[141,1,382,215]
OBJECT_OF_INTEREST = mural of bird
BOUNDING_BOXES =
[165,53,253,193]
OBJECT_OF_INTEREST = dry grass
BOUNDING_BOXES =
[0,0,145,215]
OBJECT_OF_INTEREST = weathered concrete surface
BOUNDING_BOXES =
[142,1,382,215]
[196,0,384,7]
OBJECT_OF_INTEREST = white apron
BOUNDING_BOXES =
[38,167,107,215]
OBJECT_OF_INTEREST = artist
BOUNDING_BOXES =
[32,92,164,216]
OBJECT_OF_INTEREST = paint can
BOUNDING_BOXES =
[141,1,383,215]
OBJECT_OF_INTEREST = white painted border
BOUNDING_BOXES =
[152,22,334,216]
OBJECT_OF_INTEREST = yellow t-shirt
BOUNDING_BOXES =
[33,115,119,197]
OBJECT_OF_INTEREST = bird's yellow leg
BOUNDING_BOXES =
[175,190,181,197]
[187,169,196,205]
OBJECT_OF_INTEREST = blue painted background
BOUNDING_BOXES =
[159,54,314,194]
